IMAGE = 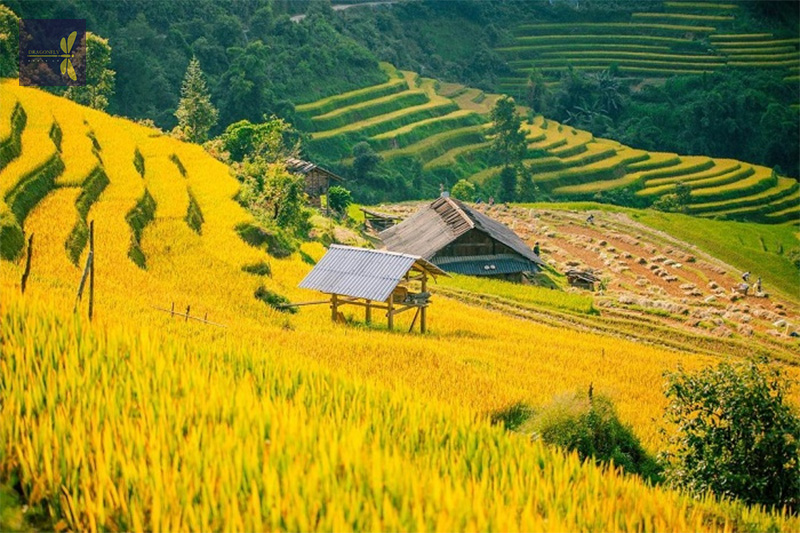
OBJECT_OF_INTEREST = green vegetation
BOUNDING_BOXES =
[438,273,596,315]
[662,360,800,511]
[125,188,156,269]
[66,166,110,264]
[174,57,218,143]
[526,392,661,483]
[185,187,204,234]
[254,285,296,313]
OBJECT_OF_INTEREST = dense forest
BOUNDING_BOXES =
[4,0,799,181]
[8,0,385,130]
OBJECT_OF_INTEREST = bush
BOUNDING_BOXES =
[450,179,476,201]
[254,286,296,313]
[327,185,352,215]
[241,261,271,277]
[662,360,800,511]
[530,391,660,482]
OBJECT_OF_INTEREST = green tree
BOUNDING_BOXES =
[0,5,19,78]
[64,33,115,110]
[517,168,537,202]
[450,179,476,201]
[490,97,526,203]
[175,56,218,143]
[221,117,300,162]
[489,96,527,169]
[352,141,382,183]
[498,165,517,204]
[662,360,800,511]
[524,69,550,115]
[327,185,352,215]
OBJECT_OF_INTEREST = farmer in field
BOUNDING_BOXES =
[755,277,762,293]
[586,213,595,225]
[742,271,751,282]
[533,242,540,256]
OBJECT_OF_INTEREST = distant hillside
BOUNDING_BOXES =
[297,63,798,223]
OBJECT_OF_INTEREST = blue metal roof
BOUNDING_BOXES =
[433,255,539,276]
[298,245,446,302]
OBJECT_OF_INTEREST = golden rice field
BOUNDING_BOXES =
[1,81,798,531]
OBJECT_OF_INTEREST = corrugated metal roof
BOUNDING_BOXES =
[433,255,538,276]
[379,197,544,265]
[286,157,344,181]
[298,245,447,302]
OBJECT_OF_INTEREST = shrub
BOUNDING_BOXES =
[241,261,271,277]
[450,179,476,201]
[530,391,661,482]
[254,286,296,313]
[662,360,800,511]
[327,185,352,215]
[133,147,145,177]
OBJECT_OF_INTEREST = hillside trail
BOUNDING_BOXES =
[376,202,800,363]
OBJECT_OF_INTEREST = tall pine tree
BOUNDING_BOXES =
[175,57,218,143]
[490,96,527,202]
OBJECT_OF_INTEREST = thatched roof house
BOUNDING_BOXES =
[379,196,543,281]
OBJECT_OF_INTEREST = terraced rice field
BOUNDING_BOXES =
[495,1,799,91]
[297,62,798,224]
[5,80,800,532]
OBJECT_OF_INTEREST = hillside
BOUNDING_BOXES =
[1,83,798,530]
[495,2,800,92]
[298,63,799,223]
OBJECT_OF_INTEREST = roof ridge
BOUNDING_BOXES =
[443,196,475,230]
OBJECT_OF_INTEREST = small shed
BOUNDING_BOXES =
[360,207,401,232]
[379,196,544,282]
[298,245,447,332]
[286,157,344,209]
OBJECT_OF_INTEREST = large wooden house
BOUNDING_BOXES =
[379,196,543,281]
[286,157,343,209]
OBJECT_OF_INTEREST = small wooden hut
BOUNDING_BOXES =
[360,207,401,232]
[286,157,344,209]
[379,196,544,282]
[297,245,447,332]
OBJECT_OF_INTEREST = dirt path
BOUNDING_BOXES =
[291,1,397,22]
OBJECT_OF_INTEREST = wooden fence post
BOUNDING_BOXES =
[20,234,33,294]
[185,305,190,322]
[420,272,427,333]
[88,220,95,321]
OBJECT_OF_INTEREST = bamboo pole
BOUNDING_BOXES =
[88,220,94,321]
[331,293,338,323]
[365,299,372,324]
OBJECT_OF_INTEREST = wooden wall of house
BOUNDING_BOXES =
[303,169,329,207]
[432,229,517,258]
